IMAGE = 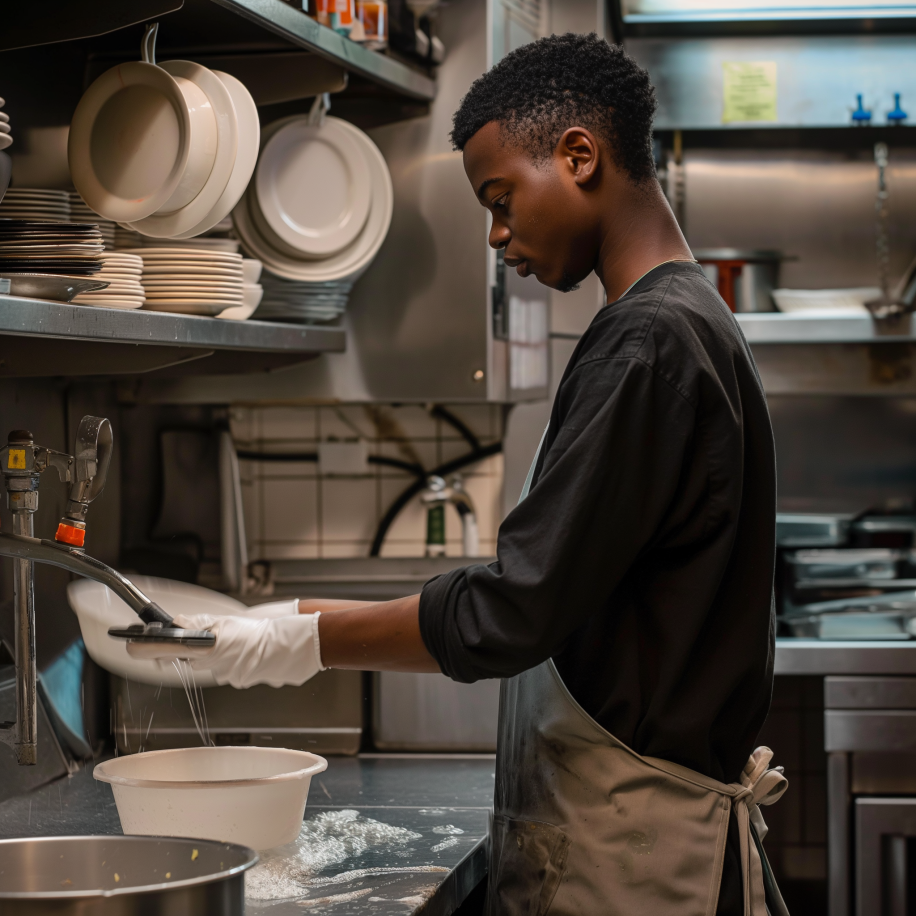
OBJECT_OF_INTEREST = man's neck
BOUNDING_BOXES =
[594,181,693,303]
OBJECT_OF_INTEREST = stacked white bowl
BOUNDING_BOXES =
[218,256,263,321]
[71,253,145,309]
[0,188,71,222]
[122,247,245,316]
[68,60,259,241]
[232,114,393,324]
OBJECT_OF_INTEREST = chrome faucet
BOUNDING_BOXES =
[0,418,211,766]
[420,474,480,558]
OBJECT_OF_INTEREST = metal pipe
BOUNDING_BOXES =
[11,513,36,766]
[0,532,173,625]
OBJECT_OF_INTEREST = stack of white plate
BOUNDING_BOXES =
[70,192,116,249]
[0,220,103,276]
[121,247,244,316]
[0,189,71,222]
[0,97,11,152]
[232,115,392,324]
[114,225,144,250]
[70,61,259,241]
[217,257,263,321]
[71,252,144,309]
[256,274,354,323]
[140,236,240,254]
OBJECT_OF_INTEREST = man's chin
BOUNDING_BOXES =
[557,271,582,294]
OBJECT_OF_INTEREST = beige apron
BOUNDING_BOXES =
[485,430,788,916]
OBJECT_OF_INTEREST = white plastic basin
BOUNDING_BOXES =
[67,575,247,688]
[94,746,328,850]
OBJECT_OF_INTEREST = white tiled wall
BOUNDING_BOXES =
[230,405,505,560]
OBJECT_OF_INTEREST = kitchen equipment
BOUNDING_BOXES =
[68,61,212,222]
[694,248,782,312]
[781,591,916,640]
[0,221,103,276]
[772,288,879,315]
[776,513,854,548]
[68,575,246,688]
[0,835,256,915]
[254,271,356,323]
[1,273,108,302]
[786,549,901,583]
[94,746,328,849]
[127,61,238,239]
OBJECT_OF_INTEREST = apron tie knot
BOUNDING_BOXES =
[728,746,789,916]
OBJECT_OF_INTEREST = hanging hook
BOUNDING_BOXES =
[141,22,159,66]
[307,92,331,127]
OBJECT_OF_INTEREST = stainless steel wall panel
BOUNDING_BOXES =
[825,677,916,710]
[628,35,916,130]
[681,150,916,291]
[825,710,916,752]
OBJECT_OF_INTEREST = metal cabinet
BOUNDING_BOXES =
[825,677,916,916]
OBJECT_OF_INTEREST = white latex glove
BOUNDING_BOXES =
[126,612,324,689]
[244,598,301,619]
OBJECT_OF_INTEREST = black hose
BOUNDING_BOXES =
[429,405,480,453]
[370,441,502,557]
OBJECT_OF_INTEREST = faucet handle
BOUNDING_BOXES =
[55,416,113,548]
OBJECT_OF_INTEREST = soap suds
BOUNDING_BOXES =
[431,825,465,835]
[246,810,425,901]
[431,838,459,852]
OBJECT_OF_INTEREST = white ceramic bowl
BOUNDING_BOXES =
[94,746,328,850]
[218,283,262,320]
[771,287,879,314]
[67,575,247,688]
[128,61,237,238]
[242,258,262,284]
[174,71,260,241]
[68,62,208,223]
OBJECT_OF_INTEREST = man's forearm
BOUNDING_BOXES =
[316,594,441,673]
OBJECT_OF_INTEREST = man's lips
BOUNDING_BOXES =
[503,256,530,278]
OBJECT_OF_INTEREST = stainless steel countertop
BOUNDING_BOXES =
[0,755,494,914]
[775,638,916,675]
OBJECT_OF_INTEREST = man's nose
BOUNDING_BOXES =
[488,221,510,251]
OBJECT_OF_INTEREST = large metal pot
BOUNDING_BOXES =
[0,835,257,914]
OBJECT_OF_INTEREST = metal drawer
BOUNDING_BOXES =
[826,676,916,709]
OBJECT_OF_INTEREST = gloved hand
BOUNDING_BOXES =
[126,612,324,689]
[244,598,301,619]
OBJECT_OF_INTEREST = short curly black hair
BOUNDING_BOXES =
[451,33,657,185]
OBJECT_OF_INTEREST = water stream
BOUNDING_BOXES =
[171,659,213,747]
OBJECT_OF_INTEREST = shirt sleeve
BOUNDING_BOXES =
[418,355,701,683]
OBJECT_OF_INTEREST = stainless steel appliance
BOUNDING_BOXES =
[0,835,256,915]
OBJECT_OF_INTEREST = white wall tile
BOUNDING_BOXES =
[261,478,319,543]
[258,407,317,441]
[321,477,378,542]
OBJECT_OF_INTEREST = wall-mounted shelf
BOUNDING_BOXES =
[737,312,916,345]
[209,0,436,101]
[0,296,345,377]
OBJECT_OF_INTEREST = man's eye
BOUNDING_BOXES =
[492,195,508,210]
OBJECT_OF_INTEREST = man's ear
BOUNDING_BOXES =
[556,127,600,186]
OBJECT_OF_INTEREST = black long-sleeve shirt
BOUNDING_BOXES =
[419,262,776,914]
[420,259,776,783]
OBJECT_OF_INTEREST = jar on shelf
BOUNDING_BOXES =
[315,0,355,35]
[355,1,388,49]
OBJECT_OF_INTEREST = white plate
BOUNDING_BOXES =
[141,237,240,252]
[174,71,260,240]
[72,299,145,309]
[143,281,242,290]
[69,61,192,222]
[144,293,243,302]
[233,116,392,283]
[255,116,371,259]
[142,299,229,314]
[122,247,241,262]
[0,136,11,152]
[127,61,239,240]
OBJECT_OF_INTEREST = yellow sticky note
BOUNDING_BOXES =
[7,449,25,470]
[722,61,777,123]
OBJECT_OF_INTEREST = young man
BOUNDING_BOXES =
[143,33,783,915]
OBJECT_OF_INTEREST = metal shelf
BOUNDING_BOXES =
[208,0,437,100]
[736,312,916,344]
[0,295,345,377]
